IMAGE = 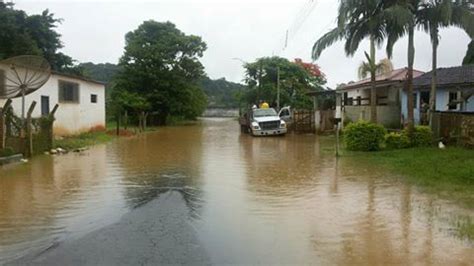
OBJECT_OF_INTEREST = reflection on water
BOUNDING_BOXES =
[0,118,473,264]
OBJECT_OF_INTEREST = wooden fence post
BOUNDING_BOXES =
[25,101,37,157]
[46,104,59,150]
[1,99,12,150]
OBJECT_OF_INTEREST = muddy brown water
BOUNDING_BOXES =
[1,118,473,264]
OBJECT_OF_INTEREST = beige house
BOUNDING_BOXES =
[337,68,424,128]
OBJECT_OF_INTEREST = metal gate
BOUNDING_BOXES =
[293,109,315,133]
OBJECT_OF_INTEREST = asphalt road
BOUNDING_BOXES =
[12,191,210,265]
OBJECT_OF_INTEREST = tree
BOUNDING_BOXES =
[385,0,474,129]
[199,77,245,108]
[464,40,474,65]
[0,3,76,71]
[358,58,394,79]
[114,21,208,124]
[312,0,390,123]
[416,0,474,126]
[242,56,326,109]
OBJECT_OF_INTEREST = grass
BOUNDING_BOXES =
[453,215,474,241]
[344,147,474,208]
[54,131,114,150]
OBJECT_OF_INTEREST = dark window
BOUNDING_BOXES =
[41,96,50,116]
[413,93,417,109]
[343,92,348,105]
[91,94,97,103]
[58,80,80,103]
[0,69,5,96]
[448,92,458,110]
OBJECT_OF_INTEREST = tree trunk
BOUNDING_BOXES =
[406,25,415,133]
[370,36,377,123]
[429,28,438,128]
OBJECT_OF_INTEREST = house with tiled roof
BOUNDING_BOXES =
[408,65,474,125]
[337,68,424,128]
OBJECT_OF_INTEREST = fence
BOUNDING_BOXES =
[432,111,474,148]
[0,99,58,157]
[292,110,315,133]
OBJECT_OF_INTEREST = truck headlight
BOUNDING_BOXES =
[280,121,286,128]
[251,122,260,130]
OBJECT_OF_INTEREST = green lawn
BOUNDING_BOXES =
[54,131,113,151]
[345,147,474,208]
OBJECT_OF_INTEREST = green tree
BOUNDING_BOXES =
[312,0,390,123]
[385,0,473,129]
[0,3,76,71]
[358,58,394,79]
[114,21,207,124]
[199,77,244,108]
[242,56,326,109]
[463,40,474,65]
[417,0,473,126]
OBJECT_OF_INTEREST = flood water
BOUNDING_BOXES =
[1,118,473,264]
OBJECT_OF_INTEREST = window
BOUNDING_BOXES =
[58,80,80,103]
[413,93,417,109]
[0,69,5,96]
[448,91,459,110]
[41,96,50,116]
[91,94,98,103]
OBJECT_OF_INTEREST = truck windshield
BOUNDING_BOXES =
[253,108,277,117]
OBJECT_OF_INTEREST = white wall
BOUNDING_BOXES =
[0,65,106,136]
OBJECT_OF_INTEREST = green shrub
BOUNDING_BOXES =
[385,132,410,149]
[344,121,387,151]
[0,147,15,157]
[407,126,433,147]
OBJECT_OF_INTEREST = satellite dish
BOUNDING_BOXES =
[0,55,51,119]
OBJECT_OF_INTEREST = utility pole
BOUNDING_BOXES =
[277,67,280,111]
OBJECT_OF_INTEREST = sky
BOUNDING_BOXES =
[14,0,472,88]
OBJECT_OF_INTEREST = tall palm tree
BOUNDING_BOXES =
[358,58,394,79]
[385,0,473,130]
[312,0,388,123]
[417,0,474,126]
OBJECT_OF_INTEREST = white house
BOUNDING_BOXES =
[0,64,106,136]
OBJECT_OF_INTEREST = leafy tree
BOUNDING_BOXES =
[312,0,391,123]
[464,40,474,65]
[114,21,208,124]
[358,58,394,79]
[0,3,75,71]
[242,56,326,110]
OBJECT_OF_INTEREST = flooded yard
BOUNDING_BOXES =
[1,118,473,264]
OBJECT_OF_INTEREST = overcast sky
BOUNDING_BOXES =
[14,0,472,88]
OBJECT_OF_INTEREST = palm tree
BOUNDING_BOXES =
[463,40,474,65]
[312,0,388,123]
[358,58,394,79]
[417,0,474,126]
[385,0,473,130]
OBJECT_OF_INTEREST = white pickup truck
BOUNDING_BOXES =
[239,107,290,136]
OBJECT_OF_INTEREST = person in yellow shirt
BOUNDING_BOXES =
[260,101,269,109]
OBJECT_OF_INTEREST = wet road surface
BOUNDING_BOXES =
[1,118,473,265]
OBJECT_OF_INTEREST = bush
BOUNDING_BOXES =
[407,126,433,147]
[344,121,387,151]
[0,147,15,157]
[385,132,410,149]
